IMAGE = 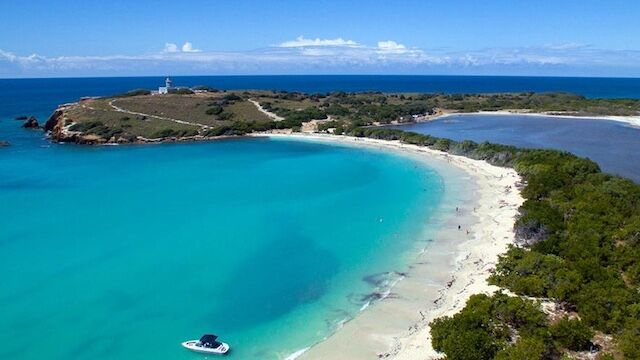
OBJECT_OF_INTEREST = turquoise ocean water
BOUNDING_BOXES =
[0,127,445,359]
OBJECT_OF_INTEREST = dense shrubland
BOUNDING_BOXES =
[112,89,151,98]
[261,91,640,122]
[407,92,640,116]
[69,120,130,140]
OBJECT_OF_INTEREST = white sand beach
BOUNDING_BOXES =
[263,133,524,360]
[435,110,640,128]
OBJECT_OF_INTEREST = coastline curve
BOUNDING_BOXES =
[264,133,524,360]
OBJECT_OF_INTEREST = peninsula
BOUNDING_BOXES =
[44,89,640,144]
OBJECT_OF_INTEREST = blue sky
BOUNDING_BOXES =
[1,0,639,77]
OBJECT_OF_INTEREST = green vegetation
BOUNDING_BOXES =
[112,89,151,98]
[67,120,133,141]
[205,105,224,115]
[430,293,548,360]
[550,317,595,351]
[423,92,640,116]
[430,300,596,360]
[55,90,640,144]
[53,91,283,142]
[202,119,293,137]
[345,126,640,358]
[67,119,194,141]
[192,85,219,92]
[253,91,640,125]
[61,100,200,140]
[149,128,199,139]
[168,87,194,95]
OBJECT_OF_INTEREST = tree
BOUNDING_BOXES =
[550,317,594,351]
[495,336,546,360]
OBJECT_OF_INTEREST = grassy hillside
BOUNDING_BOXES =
[49,91,275,142]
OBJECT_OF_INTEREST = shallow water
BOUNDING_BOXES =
[393,114,640,183]
[0,125,447,359]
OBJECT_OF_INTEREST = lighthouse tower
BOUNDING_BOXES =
[158,76,173,94]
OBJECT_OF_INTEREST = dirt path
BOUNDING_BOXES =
[248,99,285,121]
[108,99,210,128]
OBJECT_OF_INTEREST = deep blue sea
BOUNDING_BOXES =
[1,76,640,359]
[2,76,640,114]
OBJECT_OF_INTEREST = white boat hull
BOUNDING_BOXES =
[181,340,229,355]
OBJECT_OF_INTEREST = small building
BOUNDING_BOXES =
[158,77,173,94]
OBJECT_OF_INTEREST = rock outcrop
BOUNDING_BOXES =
[45,108,75,142]
[44,106,110,144]
[44,109,64,133]
[22,116,40,129]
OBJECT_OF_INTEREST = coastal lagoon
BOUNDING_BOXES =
[393,114,640,183]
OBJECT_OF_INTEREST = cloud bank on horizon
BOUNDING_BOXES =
[1,36,639,78]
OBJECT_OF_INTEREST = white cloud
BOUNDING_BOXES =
[163,42,201,53]
[0,49,18,62]
[544,42,585,50]
[377,40,407,53]
[300,47,338,57]
[181,42,201,53]
[278,36,359,48]
[2,40,640,77]
[163,43,179,53]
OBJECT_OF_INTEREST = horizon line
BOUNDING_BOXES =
[2,73,640,81]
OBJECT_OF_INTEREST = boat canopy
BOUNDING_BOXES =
[199,334,219,347]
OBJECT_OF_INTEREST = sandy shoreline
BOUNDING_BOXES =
[263,133,524,360]
[431,110,640,128]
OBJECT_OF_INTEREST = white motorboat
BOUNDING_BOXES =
[182,334,229,355]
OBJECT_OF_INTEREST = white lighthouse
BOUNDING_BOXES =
[158,76,173,94]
